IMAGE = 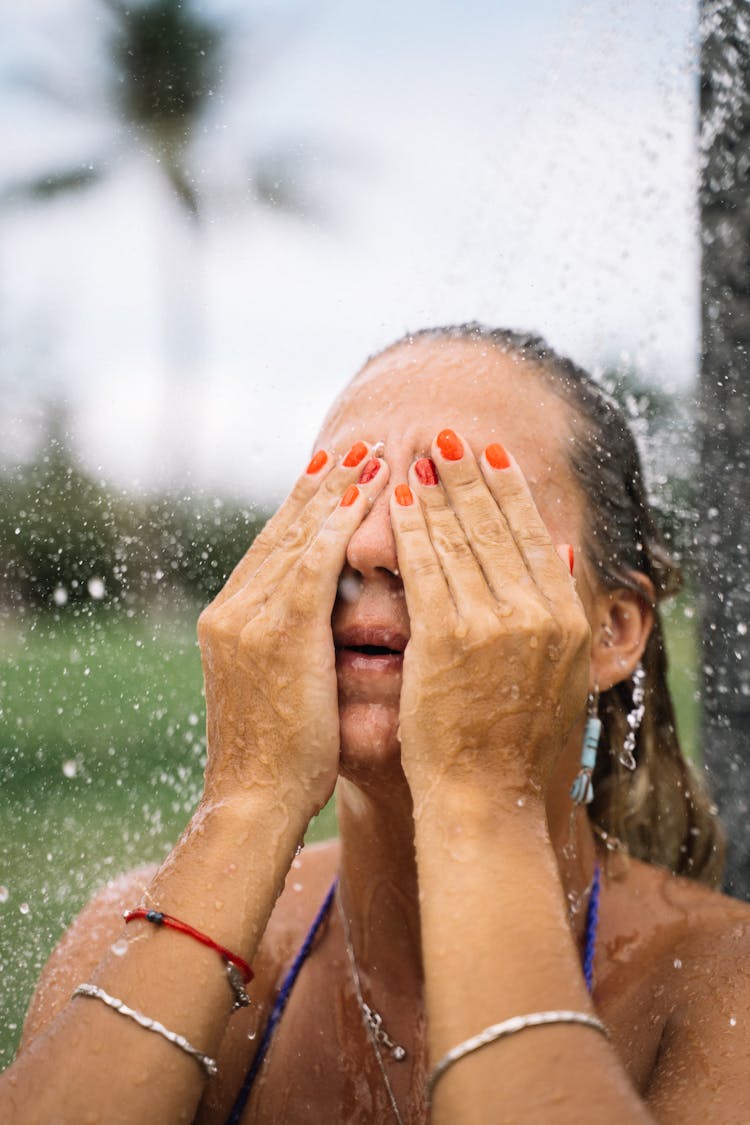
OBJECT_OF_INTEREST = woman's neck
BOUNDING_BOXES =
[336,777,423,993]
[334,771,600,990]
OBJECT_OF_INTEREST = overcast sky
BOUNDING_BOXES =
[1,0,699,503]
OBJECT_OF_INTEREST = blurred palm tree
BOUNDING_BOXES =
[6,0,222,217]
[2,0,322,476]
[2,0,224,477]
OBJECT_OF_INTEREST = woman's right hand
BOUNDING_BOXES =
[197,442,388,824]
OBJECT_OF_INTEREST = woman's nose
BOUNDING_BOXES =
[345,488,399,577]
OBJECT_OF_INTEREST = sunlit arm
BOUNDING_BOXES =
[413,791,654,1125]
[0,795,305,1125]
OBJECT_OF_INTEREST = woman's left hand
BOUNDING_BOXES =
[390,429,591,814]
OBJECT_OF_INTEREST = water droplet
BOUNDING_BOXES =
[0,886,9,904]
[19,902,30,915]
[188,713,198,726]
[111,938,128,957]
[673,958,682,969]
[730,1016,737,1027]
[293,882,303,892]
[516,797,525,807]
[738,623,748,636]
[52,586,69,606]
[87,576,106,600]
[337,574,361,603]
[63,759,78,778]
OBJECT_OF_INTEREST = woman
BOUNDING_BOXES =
[2,324,749,1124]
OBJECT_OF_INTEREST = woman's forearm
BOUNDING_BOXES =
[0,795,307,1125]
[413,789,653,1125]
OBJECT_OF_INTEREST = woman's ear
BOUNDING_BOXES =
[590,575,655,693]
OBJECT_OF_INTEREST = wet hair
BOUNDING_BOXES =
[377,322,725,886]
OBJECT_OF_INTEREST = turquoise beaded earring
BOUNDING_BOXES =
[570,689,601,805]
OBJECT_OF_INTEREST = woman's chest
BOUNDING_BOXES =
[202,965,667,1124]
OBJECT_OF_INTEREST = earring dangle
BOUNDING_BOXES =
[570,690,601,806]
[619,662,645,771]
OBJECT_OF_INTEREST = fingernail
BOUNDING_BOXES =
[306,450,327,475]
[340,484,359,507]
[557,544,574,574]
[485,443,510,470]
[436,428,463,461]
[343,441,368,468]
[357,458,381,485]
[395,484,414,507]
[414,457,439,486]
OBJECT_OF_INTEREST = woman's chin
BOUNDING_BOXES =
[338,700,403,778]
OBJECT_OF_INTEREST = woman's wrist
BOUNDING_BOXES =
[196,780,315,846]
[409,767,549,841]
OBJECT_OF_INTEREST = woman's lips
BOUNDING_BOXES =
[336,649,404,675]
[334,625,407,676]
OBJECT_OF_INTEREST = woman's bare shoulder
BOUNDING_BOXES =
[255,836,340,965]
[622,862,750,1120]
[18,864,159,1052]
[634,858,750,927]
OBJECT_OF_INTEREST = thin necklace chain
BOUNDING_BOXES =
[336,888,407,1125]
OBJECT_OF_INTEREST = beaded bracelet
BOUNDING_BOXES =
[124,908,253,1011]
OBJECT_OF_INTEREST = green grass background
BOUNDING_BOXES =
[0,601,696,1066]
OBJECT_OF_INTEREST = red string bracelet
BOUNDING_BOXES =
[123,908,254,984]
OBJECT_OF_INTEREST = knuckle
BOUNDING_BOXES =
[522,528,553,558]
[409,555,442,580]
[471,514,505,549]
[321,470,348,500]
[289,474,317,505]
[203,607,242,652]
[448,471,482,500]
[431,521,472,561]
[196,609,214,646]
[280,517,312,553]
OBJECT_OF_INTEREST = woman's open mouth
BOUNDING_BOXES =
[334,627,407,674]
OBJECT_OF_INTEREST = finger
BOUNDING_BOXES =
[221,455,390,627]
[408,457,496,619]
[212,441,376,610]
[478,439,575,600]
[389,482,457,631]
[272,460,393,619]
[428,433,530,597]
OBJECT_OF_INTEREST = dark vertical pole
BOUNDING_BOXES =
[699,0,750,898]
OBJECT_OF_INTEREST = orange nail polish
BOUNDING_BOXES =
[557,544,574,574]
[436,428,463,461]
[395,484,413,506]
[414,457,439,486]
[343,441,368,468]
[306,450,327,475]
[340,484,359,507]
[485,443,510,470]
[357,458,381,485]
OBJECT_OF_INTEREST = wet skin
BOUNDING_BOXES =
[11,337,750,1124]
[203,339,750,1120]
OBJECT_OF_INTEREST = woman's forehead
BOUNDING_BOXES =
[320,338,573,474]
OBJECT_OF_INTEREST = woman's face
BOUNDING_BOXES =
[320,337,593,776]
